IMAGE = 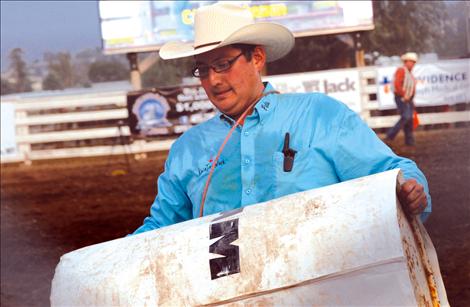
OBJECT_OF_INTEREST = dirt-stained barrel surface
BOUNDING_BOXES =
[1,127,469,306]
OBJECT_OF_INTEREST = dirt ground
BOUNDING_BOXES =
[1,127,469,306]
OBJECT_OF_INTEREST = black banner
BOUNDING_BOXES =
[126,85,215,137]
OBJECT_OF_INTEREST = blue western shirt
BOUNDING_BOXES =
[134,83,431,234]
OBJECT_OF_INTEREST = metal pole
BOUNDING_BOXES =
[127,53,142,90]
[354,32,365,67]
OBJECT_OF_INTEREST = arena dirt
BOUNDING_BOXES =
[1,127,469,306]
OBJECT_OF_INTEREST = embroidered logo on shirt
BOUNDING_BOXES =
[198,159,225,176]
[261,101,270,111]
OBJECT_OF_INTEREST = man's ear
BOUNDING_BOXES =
[252,46,266,72]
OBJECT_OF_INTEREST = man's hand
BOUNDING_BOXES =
[398,179,427,215]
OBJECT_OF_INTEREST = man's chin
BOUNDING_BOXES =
[213,100,237,113]
[220,106,242,119]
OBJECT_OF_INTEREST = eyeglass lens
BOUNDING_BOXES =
[192,53,243,78]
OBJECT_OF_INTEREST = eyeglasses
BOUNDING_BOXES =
[192,52,244,78]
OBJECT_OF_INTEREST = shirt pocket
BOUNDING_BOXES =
[272,148,338,199]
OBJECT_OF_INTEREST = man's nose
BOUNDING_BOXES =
[207,68,222,85]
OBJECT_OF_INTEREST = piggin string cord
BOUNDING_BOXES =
[198,90,279,217]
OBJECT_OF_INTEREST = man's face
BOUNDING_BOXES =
[194,45,266,119]
[404,60,416,71]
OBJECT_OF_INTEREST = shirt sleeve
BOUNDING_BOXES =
[132,148,193,235]
[332,107,432,221]
[394,67,405,97]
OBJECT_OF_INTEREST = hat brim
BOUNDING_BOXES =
[159,22,294,63]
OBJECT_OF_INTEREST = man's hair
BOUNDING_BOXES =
[231,44,256,61]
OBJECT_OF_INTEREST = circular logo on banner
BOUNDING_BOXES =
[132,93,171,132]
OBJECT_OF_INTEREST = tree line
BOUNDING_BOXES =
[1,1,467,96]
[1,47,129,95]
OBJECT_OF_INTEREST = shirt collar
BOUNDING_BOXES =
[218,112,236,127]
[217,82,278,126]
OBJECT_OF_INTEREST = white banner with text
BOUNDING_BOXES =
[264,69,362,113]
[376,59,470,109]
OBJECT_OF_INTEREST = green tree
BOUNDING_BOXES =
[88,59,128,83]
[42,72,63,90]
[1,78,15,95]
[142,56,193,88]
[269,1,450,74]
[268,35,354,75]
[44,52,75,89]
[8,48,32,93]
[75,48,130,86]
[436,1,469,58]
[362,1,447,56]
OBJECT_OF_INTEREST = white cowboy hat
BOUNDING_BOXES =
[159,3,295,62]
[401,52,418,62]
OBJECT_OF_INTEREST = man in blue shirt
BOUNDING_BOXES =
[134,3,430,234]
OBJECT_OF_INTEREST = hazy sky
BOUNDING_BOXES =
[1,1,101,70]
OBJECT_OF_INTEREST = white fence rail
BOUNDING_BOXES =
[358,67,470,128]
[1,89,173,163]
[1,66,469,164]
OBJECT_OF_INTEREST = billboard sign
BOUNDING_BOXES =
[99,1,374,55]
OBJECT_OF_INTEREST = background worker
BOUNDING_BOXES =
[133,4,430,235]
[386,52,418,146]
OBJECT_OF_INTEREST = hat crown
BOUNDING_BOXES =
[159,2,294,62]
[194,3,254,48]
[401,52,418,62]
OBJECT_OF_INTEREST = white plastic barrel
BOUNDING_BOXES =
[51,169,449,306]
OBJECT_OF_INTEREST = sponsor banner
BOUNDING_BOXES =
[127,85,215,137]
[264,69,362,113]
[377,58,470,109]
[1,103,18,157]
